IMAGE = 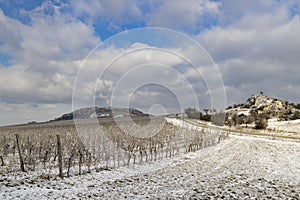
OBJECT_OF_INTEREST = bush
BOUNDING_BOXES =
[200,114,211,122]
[184,108,202,119]
[291,110,300,120]
[227,106,232,109]
[211,112,225,126]
[255,117,268,129]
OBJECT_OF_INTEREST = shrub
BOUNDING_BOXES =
[184,107,202,119]
[211,112,225,126]
[200,114,211,122]
[255,117,268,129]
[291,110,300,120]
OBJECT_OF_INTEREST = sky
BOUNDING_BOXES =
[0,0,300,125]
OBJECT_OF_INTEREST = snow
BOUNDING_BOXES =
[1,135,299,199]
[112,114,124,118]
[237,109,250,116]
[165,117,203,131]
[268,119,300,133]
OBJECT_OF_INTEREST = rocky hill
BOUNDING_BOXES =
[53,107,149,121]
[225,94,300,127]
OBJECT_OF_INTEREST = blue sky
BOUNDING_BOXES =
[0,0,300,125]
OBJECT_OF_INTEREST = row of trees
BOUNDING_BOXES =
[184,107,268,129]
[227,111,269,129]
[184,107,216,121]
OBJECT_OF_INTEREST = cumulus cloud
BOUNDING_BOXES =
[0,1,100,101]
[198,2,300,105]
[73,42,214,113]
[0,102,71,126]
[71,0,143,28]
[1,0,300,125]
[0,2,101,124]
[0,9,23,58]
[145,0,221,32]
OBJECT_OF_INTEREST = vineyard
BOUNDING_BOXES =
[0,118,226,179]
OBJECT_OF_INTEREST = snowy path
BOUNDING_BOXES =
[1,136,300,199]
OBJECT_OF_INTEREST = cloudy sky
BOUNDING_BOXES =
[0,0,299,125]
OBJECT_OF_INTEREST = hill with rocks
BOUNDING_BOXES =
[225,94,300,128]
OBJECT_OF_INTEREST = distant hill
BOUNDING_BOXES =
[225,93,300,127]
[53,107,149,121]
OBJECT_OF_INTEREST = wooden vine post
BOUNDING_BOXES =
[57,134,63,179]
[15,134,25,172]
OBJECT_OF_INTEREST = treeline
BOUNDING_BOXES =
[184,107,225,126]
[226,111,269,129]
[184,107,213,121]
[184,107,270,129]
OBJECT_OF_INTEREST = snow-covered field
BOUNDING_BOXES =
[165,117,204,131]
[268,119,300,133]
[1,135,299,199]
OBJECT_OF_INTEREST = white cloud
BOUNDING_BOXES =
[71,38,224,113]
[0,2,100,108]
[1,0,300,125]
[197,3,300,105]
[74,44,200,109]
[71,0,143,27]
[0,102,71,126]
[0,2,100,65]
[145,0,221,32]
[0,64,76,104]
[218,0,278,25]
[0,9,23,57]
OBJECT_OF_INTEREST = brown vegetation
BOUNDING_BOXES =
[0,118,223,178]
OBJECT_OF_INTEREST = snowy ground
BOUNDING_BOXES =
[268,119,300,133]
[1,135,299,199]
